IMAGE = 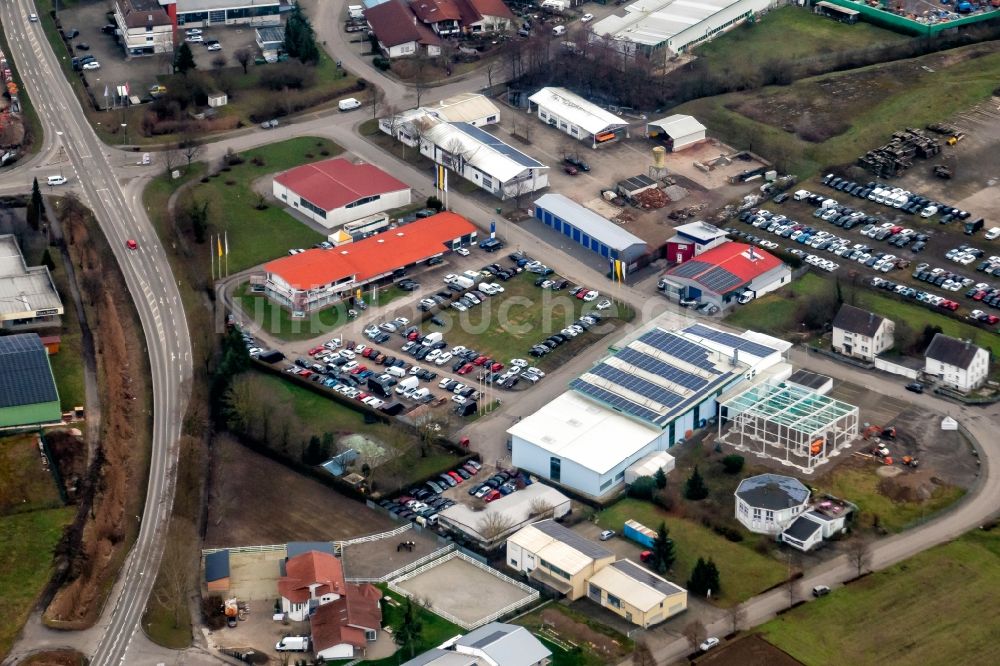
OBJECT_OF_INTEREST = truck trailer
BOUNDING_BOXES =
[623,519,657,548]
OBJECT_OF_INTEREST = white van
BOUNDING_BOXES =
[347,4,364,19]
[792,189,810,201]
[411,387,430,401]
[386,366,406,378]
[551,25,566,36]
[338,97,362,112]
[276,636,310,652]
[47,175,68,186]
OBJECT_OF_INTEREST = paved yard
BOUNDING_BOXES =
[223,549,286,602]
[341,527,446,580]
[394,555,534,627]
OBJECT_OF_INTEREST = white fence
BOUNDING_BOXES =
[388,550,539,630]
[201,524,414,557]
[346,543,456,584]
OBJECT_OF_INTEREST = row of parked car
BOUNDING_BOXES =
[530,312,604,357]
[869,276,961,312]
[975,255,1000,279]
[380,461,486,525]
[911,262,976,294]
[946,245,989,267]
[819,175,972,221]
[466,467,531,503]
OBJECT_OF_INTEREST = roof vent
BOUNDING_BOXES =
[377,239,385,243]
[341,250,349,255]
[148,14,153,21]
[397,232,405,237]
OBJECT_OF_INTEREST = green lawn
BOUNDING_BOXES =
[696,7,906,76]
[677,44,1000,178]
[514,602,633,666]
[182,137,339,273]
[815,467,964,534]
[253,370,371,435]
[0,508,75,658]
[234,282,351,342]
[431,273,631,371]
[726,273,1000,357]
[0,434,64,515]
[367,587,464,666]
[597,498,787,606]
[758,528,1000,666]
[45,252,86,411]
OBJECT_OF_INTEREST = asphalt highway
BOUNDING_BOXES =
[0,3,192,666]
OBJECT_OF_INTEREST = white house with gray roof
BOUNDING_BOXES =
[527,87,629,147]
[586,559,687,627]
[734,474,811,536]
[506,519,615,599]
[924,333,989,392]
[401,622,551,666]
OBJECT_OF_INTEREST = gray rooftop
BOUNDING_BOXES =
[178,0,280,12]
[256,25,285,44]
[0,333,59,408]
[736,474,810,510]
[925,333,983,370]
[782,515,823,541]
[532,519,614,560]
[455,623,551,666]
[611,559,685,596]
[833,304,885,337]
[400,650,477,666]
[0,235,63,321]
[286,541,335,558]
[786,369,831,391]
[534,193,648,254]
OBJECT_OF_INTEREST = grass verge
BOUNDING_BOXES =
[45,251,86,411]
[758,528,1000,665]
[0,508,75,658]
[0,10,44,161]
[597,498,787,606]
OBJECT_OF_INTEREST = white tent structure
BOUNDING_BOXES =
[624,451,676,484]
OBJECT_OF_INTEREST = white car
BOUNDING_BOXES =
[409,365,423,375]
[455,247,470,256]
[581,13,594,22]
[451,345,467,354]
[186,28,203,36]
[339,349,356,360]
[596,299,612,310]
[363,325,379,337]
[699,637,720,652]
[510,358,528,368]
[206,43,222,51]
[426,349,441,362]
[490,283,504,293]
[434,352,453,366]
[82,61,101,70]
[342,361,359,371]
[984,227,1000,240]
[394,317,410,326]
[920,205,938,218]
[443,274,458,283]
[186,35,204,43]
[583,290,598,302]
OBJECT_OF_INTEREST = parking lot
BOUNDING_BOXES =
[57,2,258,108]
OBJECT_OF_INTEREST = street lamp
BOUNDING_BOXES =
[121,123,127,148]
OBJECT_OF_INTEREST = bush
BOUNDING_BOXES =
[721,455,745,475]
[712,524,744,542]
[259,64,316,90]
[629,476,657,501]
[373,57,391,72]
[426,196,444,212]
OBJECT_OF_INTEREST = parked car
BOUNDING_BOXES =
[599,530,615,541]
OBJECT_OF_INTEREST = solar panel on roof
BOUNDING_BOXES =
[571,379,661,423]
[616,349,709,391]
[699,266,743,293]
[453,123,543,168]
[684,324,777,358]
[590,365,684,409]
[637,330,720,373]
[668,260,711,279]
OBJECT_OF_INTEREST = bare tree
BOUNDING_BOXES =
[370,85,386,122]
[477,511,517,543]
[682,619,707,649]
[163,144,182,176]
[233,47,253,75]
[846,538,873,578]
[211,53,227,71]
[180,130,204,169]
[527,497,554,519]
[727,603,746,635]
[632,640,655,666]
[151,518,196,629]
[485,59,497,91]
[413,55,432,107]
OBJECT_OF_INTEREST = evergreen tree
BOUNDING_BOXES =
[41,248,55,272]
[283,5,320,65]
[654,467,667,489]
[303,435,323,464]
[649,522,676,575]
[394,597,423,657]
[688,557,721,597]
[628,476,656,501]
[174,42,196,75]
[27,177,42,230]
[684,465,709,501]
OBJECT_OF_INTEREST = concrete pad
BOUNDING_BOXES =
[226,550,285,602]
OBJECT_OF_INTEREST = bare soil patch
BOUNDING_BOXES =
[205,434,395,547]
[539,607,624,661]
[18,649,88,666]
[697,634,803,665]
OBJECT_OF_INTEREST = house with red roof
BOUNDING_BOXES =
[311,583,384,660]
[264,212,478,313]
[365,0,443,58]
[278,550,349,621]
[272,157,411,230]
[657,242,790,310]
[453,0,515,33]
[410,0,463,35]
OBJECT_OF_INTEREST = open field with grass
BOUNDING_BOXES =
[181,138,338,272]
[0,507,74,658]
[597,498,787,606]
[0,434,63,514]
[367,586,465,666]
[726,273,1000,356]
[431,273,632,371]
[758,528,1000,665]
[696,7,906,77]
[678,43,1000,177]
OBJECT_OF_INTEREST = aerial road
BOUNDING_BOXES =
[0,2,192,665]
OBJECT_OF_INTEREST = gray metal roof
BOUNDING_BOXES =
[786,369,831,392]
[532,519,613,560]
[400,649,476,666]
[647,114,706,138]
[286,541,335,558]
[782,515,823,541]
[455,623,551,666]
[0,235,63,320]
[256,26,285,44]
[925,333,983,370]
[204,550,230,582]
[736,474,810,510]
[534,194,647,253]
[454,123,542,168]
[611,559,685,596]
[0,333,59,408]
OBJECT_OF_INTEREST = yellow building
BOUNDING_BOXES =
[586,560,688,627]
[506,520,615,600]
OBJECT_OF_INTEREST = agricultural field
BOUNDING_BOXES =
[758,528,1000,666]
[678,43,1000,177]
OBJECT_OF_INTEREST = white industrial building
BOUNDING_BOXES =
[175,0,282,28]
[591,0,775,56]
[437,484,570,548]
[624,451,675,485]
[379,94,500,147]
[924,333,989,393]
[509,322,787,498]
[718,380,859,474]
[528,87,630,148]
[0,235,63,330]
[419,121,549,200]
[646,114,707,151]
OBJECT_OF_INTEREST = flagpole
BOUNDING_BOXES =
[225,230,229,278]
[210,234,215,281]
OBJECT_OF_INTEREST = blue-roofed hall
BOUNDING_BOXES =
[533,194,649,266]
[0,333,62,428]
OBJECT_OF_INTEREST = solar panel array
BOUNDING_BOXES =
[572,329,730,426]
[698,266,742,294]
[0,334,58,408]
[453,122,543,168]
[668,259,711,279]
[684,323,777,358]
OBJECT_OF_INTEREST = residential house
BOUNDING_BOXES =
[831,304,894,362]
[924,333,990,392]
[113,0,174,58]
[734,474,811,536]
[453,0,515,33]
[410,0,463,36]
[780,497,853,552]
[505,519,615,599]
[311,583,383,660]
[278,550,347,621]
[365,0,442,58]
[401,622,551,666]
[586,560,688,627]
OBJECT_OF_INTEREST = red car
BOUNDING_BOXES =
[458,363,474,375]
[973,291,986,301]
[351,365,367,374]
[563,164,579,176]
[308,346,325,356]
[298,369,313,377]
[941,300,959,311]
[448,471,464,484]
[407,330,420,341]
[126,239,138,250]
[362,348,374,358]
[490,362,504,372]
[483,490,502,503]
[984,314,999,325]
[472,355,488,366]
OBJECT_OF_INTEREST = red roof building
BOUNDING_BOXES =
[272,157,411,230]
[410,0,462,34]
[365,0,443,58]
[264,212,478,313]
[454,0,515,30]
[278,550,347,614]
[311,584,383,661]
[658,242,789,310]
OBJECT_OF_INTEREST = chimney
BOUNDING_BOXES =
[965,339,971,350]
[868,312,874,325]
